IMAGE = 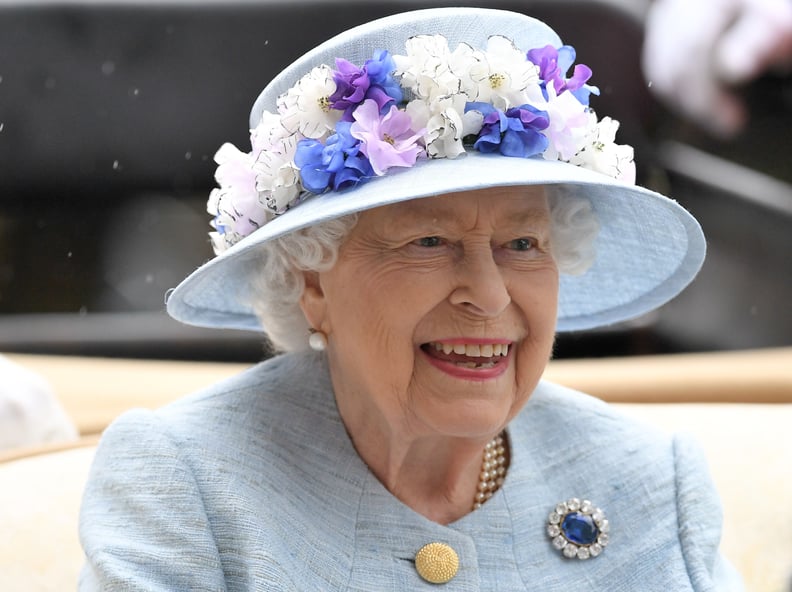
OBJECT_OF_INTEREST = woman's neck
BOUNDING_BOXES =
[336,396,501,525]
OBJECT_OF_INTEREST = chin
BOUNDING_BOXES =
[417,397,518,440]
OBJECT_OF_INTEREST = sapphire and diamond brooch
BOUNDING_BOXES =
[547,497,609,560]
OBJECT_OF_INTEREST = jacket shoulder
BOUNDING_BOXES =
[511,381,742,591]
[525,379,669,446]
[153,350,331,437]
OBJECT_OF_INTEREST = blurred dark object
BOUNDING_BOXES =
[0,0,788,361]
[648,71,792,352]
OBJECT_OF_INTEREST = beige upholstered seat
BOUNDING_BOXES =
[0,439,98,591]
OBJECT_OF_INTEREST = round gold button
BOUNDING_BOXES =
[415,542,459,584]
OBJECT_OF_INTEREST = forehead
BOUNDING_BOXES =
[365,185,550,225]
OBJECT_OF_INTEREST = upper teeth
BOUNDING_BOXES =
[432,342,509,357]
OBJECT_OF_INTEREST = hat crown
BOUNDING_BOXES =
[250,7,561,127]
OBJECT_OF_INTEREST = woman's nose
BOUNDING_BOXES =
[448,247,510,317]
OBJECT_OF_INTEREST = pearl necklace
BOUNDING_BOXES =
[473,433,508,510]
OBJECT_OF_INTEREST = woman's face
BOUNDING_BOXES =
[301,186,558,440]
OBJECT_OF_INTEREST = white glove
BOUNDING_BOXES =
[643,0,792,136]
[0,355,78,450]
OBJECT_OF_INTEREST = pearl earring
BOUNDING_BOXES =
[308,330,328,351]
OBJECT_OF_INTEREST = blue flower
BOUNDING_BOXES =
[294,122,374,193]
[466,102,550,158]
[365,50,403,107]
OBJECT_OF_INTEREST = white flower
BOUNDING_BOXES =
[253,135,302,213]
[457,36,542,109]
[251,110,292,153]
[406,94,483,159]
[538,85,590,161]
[208,143,273,253]
[208,187,269,254]
[212,142,254,189]
[393,35,461,101]
[569,115,636,183]
[276,65,341,139]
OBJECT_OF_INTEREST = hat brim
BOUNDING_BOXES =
[166,152,705,333]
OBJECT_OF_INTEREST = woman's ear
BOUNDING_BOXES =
[299,271,329,333]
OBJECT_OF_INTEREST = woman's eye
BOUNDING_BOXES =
[413,236,443,247]
[508,238,536,251]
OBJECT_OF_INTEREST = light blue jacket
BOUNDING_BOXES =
[79,351,743,591]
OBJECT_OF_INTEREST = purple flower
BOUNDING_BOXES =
[465,102,549,158]
[350,99,424,176]
[527,45,599,105]
[330,58,371,116]
[294,122,374,193]
[330,50,403,121]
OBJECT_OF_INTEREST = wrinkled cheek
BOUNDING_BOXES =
[349,314,414,387]
[514,331,555,394]
[536,280,560,345]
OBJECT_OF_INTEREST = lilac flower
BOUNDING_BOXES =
[350,99,425,176]
[541,86,590,161]
[466,102,549,158]
[294,122,375,193]
[208,143,272,253]
[527,45,599,106]
[330,51,403,120]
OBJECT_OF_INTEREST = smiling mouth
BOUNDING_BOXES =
[421,341,511,369]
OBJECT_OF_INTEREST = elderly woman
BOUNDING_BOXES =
[79,8,744,591]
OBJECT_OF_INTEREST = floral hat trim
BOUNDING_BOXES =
[208,35,636,254]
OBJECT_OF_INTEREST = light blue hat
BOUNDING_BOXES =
[166,7,705,333]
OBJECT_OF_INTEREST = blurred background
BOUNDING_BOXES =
[1,0,790,362]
